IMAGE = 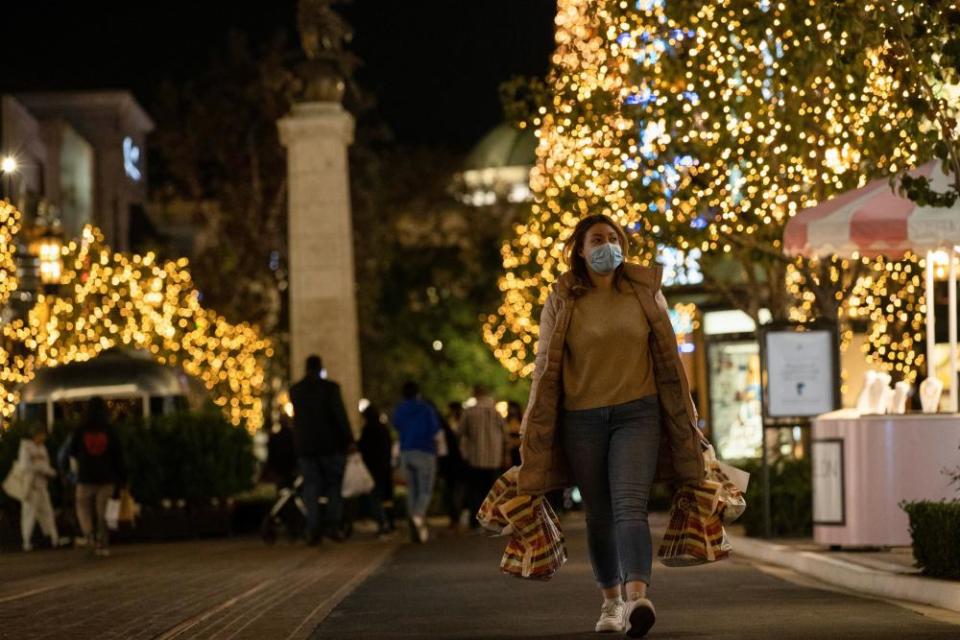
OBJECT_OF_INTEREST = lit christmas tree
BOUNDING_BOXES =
[487,0,947,382]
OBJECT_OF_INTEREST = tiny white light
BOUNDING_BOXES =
[432,340,443,351]
[359,398,370,413]
[1,156,17,174]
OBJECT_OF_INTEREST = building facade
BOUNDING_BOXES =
[0,91,153,251]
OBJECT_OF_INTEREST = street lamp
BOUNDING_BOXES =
[32,230,63,286]
[27,208,64,290]
[1,155,18,204]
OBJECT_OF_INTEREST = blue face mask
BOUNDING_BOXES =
[588,243,624,274]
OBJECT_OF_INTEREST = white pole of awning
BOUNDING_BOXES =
[927,250,936,392]
[950,247,959,413]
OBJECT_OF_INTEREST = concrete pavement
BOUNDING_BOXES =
[312,517,960,639]
[0,535,397,639]
[1,515,957,639]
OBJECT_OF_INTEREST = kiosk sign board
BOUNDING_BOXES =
[812,438,845,525]
[761,324,840,422]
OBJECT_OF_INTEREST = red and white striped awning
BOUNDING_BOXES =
[783,162,960,259]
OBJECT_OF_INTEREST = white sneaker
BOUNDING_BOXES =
[411,516,429,544]
[595,599,625,633]
[623,597,656,638]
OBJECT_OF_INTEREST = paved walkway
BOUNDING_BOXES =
[313,517,960,639]
[2,516,958,639]
[0,535,396,640]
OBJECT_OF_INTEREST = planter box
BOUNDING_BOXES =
[191,503,233,537]
[138,505,194,540]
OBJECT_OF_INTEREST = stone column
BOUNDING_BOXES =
[278,101,362,431]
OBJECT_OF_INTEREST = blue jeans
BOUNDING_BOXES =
[561,395,661,588]
[401,450,436,518]
[299,454,346,536]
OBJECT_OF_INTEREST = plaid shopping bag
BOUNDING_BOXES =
[657,480,732,567]
[478,466,568,580]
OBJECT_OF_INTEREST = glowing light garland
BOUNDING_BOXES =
[487,0,939,381]
[0,201,271,431]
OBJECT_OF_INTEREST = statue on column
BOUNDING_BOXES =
[296,0,359,103]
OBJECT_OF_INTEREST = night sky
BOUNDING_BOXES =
[4,1,556,150]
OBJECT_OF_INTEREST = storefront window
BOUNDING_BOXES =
[708,340,763,460]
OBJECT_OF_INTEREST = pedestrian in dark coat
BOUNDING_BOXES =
[439,401,466,529]
[358,405,394,535]
[69,397,125,556]
[289,355,355,544]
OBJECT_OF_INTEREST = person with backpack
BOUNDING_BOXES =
[69,397,126,556]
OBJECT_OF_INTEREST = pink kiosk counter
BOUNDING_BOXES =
[811,410,960,547]
[785,163,960,548]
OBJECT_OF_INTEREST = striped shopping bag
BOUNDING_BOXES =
[478,466,568,580]
[657,480,732,567]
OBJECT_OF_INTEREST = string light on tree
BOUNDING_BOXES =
[487,0,935,380]
[0,205,271,431]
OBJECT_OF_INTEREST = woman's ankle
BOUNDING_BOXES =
[624,581,647,601]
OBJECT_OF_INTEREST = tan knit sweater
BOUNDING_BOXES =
[562,284,657,411]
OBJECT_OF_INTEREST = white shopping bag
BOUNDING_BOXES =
[105,497,121,530]
[341,452,375,498]
[717,461,750,494]
[2,461,29,502]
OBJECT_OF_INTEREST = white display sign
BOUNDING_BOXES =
[765,330,835,418]
[812,439,845,525]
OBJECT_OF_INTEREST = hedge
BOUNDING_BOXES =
[0,410,254,509]
[736,456,812,538]
[902,501,960,580]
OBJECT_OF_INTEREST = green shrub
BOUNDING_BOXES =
[736,456,812,538]
[902,501,960,579]
[1,410,254,509]
[121,411,255,507]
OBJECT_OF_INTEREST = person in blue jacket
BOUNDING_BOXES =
[391,381,440,543]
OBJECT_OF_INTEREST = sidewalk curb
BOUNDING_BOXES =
[731,535,960,613]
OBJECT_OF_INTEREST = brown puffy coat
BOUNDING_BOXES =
[517,262,706,495]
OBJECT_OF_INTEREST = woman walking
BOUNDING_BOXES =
[17,425,59,551]
[516,215,705,638]
[70,397,126,556]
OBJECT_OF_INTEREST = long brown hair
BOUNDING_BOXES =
[563,214,630,297]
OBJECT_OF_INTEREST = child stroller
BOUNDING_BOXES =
[260,475,308,544]
[260,475,353,544]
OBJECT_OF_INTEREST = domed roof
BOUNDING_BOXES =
[20,348,188,402]
[464,123,537,171]
[457,123,537,206]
